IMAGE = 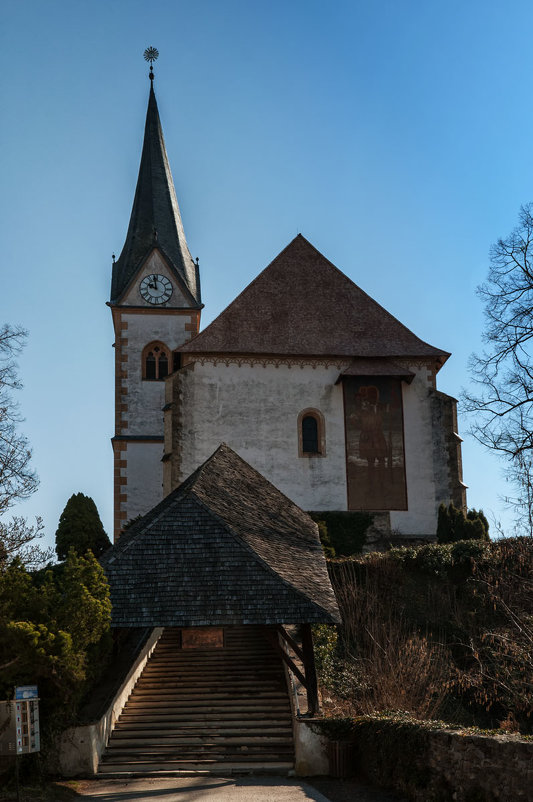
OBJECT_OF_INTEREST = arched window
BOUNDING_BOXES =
[302,416,319,453]
[298,409,326,457]
[142,342,171,381]
[158,351,168,379]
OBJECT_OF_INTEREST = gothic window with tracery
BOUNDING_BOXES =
[142,342,171,381]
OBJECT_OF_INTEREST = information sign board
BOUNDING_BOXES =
[15,699,40,754]
[15,685,38,700]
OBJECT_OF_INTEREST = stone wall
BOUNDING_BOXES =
[352,717,533,801]
[430,388,467,512]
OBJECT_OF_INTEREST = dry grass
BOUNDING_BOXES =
[319,540,533,732]
[320,560,454,719]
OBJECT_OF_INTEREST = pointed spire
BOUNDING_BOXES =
[110,75,201,305]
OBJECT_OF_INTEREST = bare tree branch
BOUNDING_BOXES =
[462,204,533,533]
[0,516,53,571]
[0,325,47,569]
[0,324,38,514]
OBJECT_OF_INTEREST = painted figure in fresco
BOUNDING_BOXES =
[354,385,388,473]
[344,377,407,511]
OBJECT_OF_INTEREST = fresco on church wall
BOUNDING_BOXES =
[343,377,407,510]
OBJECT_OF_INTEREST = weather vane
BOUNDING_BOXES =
[144,46,159,82]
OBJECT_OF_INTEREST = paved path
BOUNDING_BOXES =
[72,776,406,802]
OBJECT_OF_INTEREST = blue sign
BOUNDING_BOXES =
[15,685,38,700]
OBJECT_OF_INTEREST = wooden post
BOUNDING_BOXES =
[301,623,320,716]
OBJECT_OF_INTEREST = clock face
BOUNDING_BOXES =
[139,274,173,305]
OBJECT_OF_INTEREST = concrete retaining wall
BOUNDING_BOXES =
[294,720,329,776]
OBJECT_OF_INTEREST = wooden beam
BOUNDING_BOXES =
[276,625,304,662]
[263,629,309,689]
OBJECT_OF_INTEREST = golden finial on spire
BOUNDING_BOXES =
[144,47,159,83]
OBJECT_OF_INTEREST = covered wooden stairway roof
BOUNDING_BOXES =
[101,443,340,628]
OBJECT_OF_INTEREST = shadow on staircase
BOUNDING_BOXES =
[98,625,294,776]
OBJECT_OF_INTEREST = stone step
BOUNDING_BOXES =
[142,661,276,671]
[102,746,294,765]
[127,682,285,702]
[105,739,293,760]
[97,761,294,776]
[114,721,292,731]
[99,626,294,775]
[134,680,283,690]
[145,665,274,669]
[108,735,294,746]
[120,695,289,713]
[153,643,271,650]
[118,709,292,720]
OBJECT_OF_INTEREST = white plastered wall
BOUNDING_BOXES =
[122,314,191,435]
[123,442,165,522]
[117,249,197,524]
[175,360,443,536]
[118,312,191,522]
[390,364,440,535]
[176,361,348,510]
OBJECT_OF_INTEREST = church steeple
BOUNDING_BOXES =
[110,77,201,306]
[109,53,202,540]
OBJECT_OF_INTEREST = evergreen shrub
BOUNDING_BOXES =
[55,493,111,559]
[310,511,372,556]
[437,503,489,543]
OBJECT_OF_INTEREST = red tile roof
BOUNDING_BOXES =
[180,235,449,364]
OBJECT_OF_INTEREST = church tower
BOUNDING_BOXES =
[110,57,201,540]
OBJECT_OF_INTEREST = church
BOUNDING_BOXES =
[109,68,466,548]
[56,57,469,777]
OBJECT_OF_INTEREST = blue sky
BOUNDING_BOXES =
[2,0,532,550]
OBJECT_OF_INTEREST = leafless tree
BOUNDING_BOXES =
[0,324,38,513]
[0,516,53,571]
[0,325,50,569]
[463,204,533,533]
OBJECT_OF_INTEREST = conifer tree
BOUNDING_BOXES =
[436,503,490,543]
[55,493,111,560]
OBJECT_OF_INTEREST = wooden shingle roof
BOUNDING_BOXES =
[180,235,449,366]
[101,444,340,627]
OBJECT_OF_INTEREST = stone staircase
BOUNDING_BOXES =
[98,625,295,775]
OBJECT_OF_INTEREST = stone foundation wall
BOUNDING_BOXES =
[353,718,533,801]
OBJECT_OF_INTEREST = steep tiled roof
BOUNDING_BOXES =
[180,235,448,364]
[101,444,340,627]
[110,84,201,305]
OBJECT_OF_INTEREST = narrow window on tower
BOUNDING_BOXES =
[142,342,171,381]
[159,352,168,379]
[145,351,156,380]
[298,409,326,457]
